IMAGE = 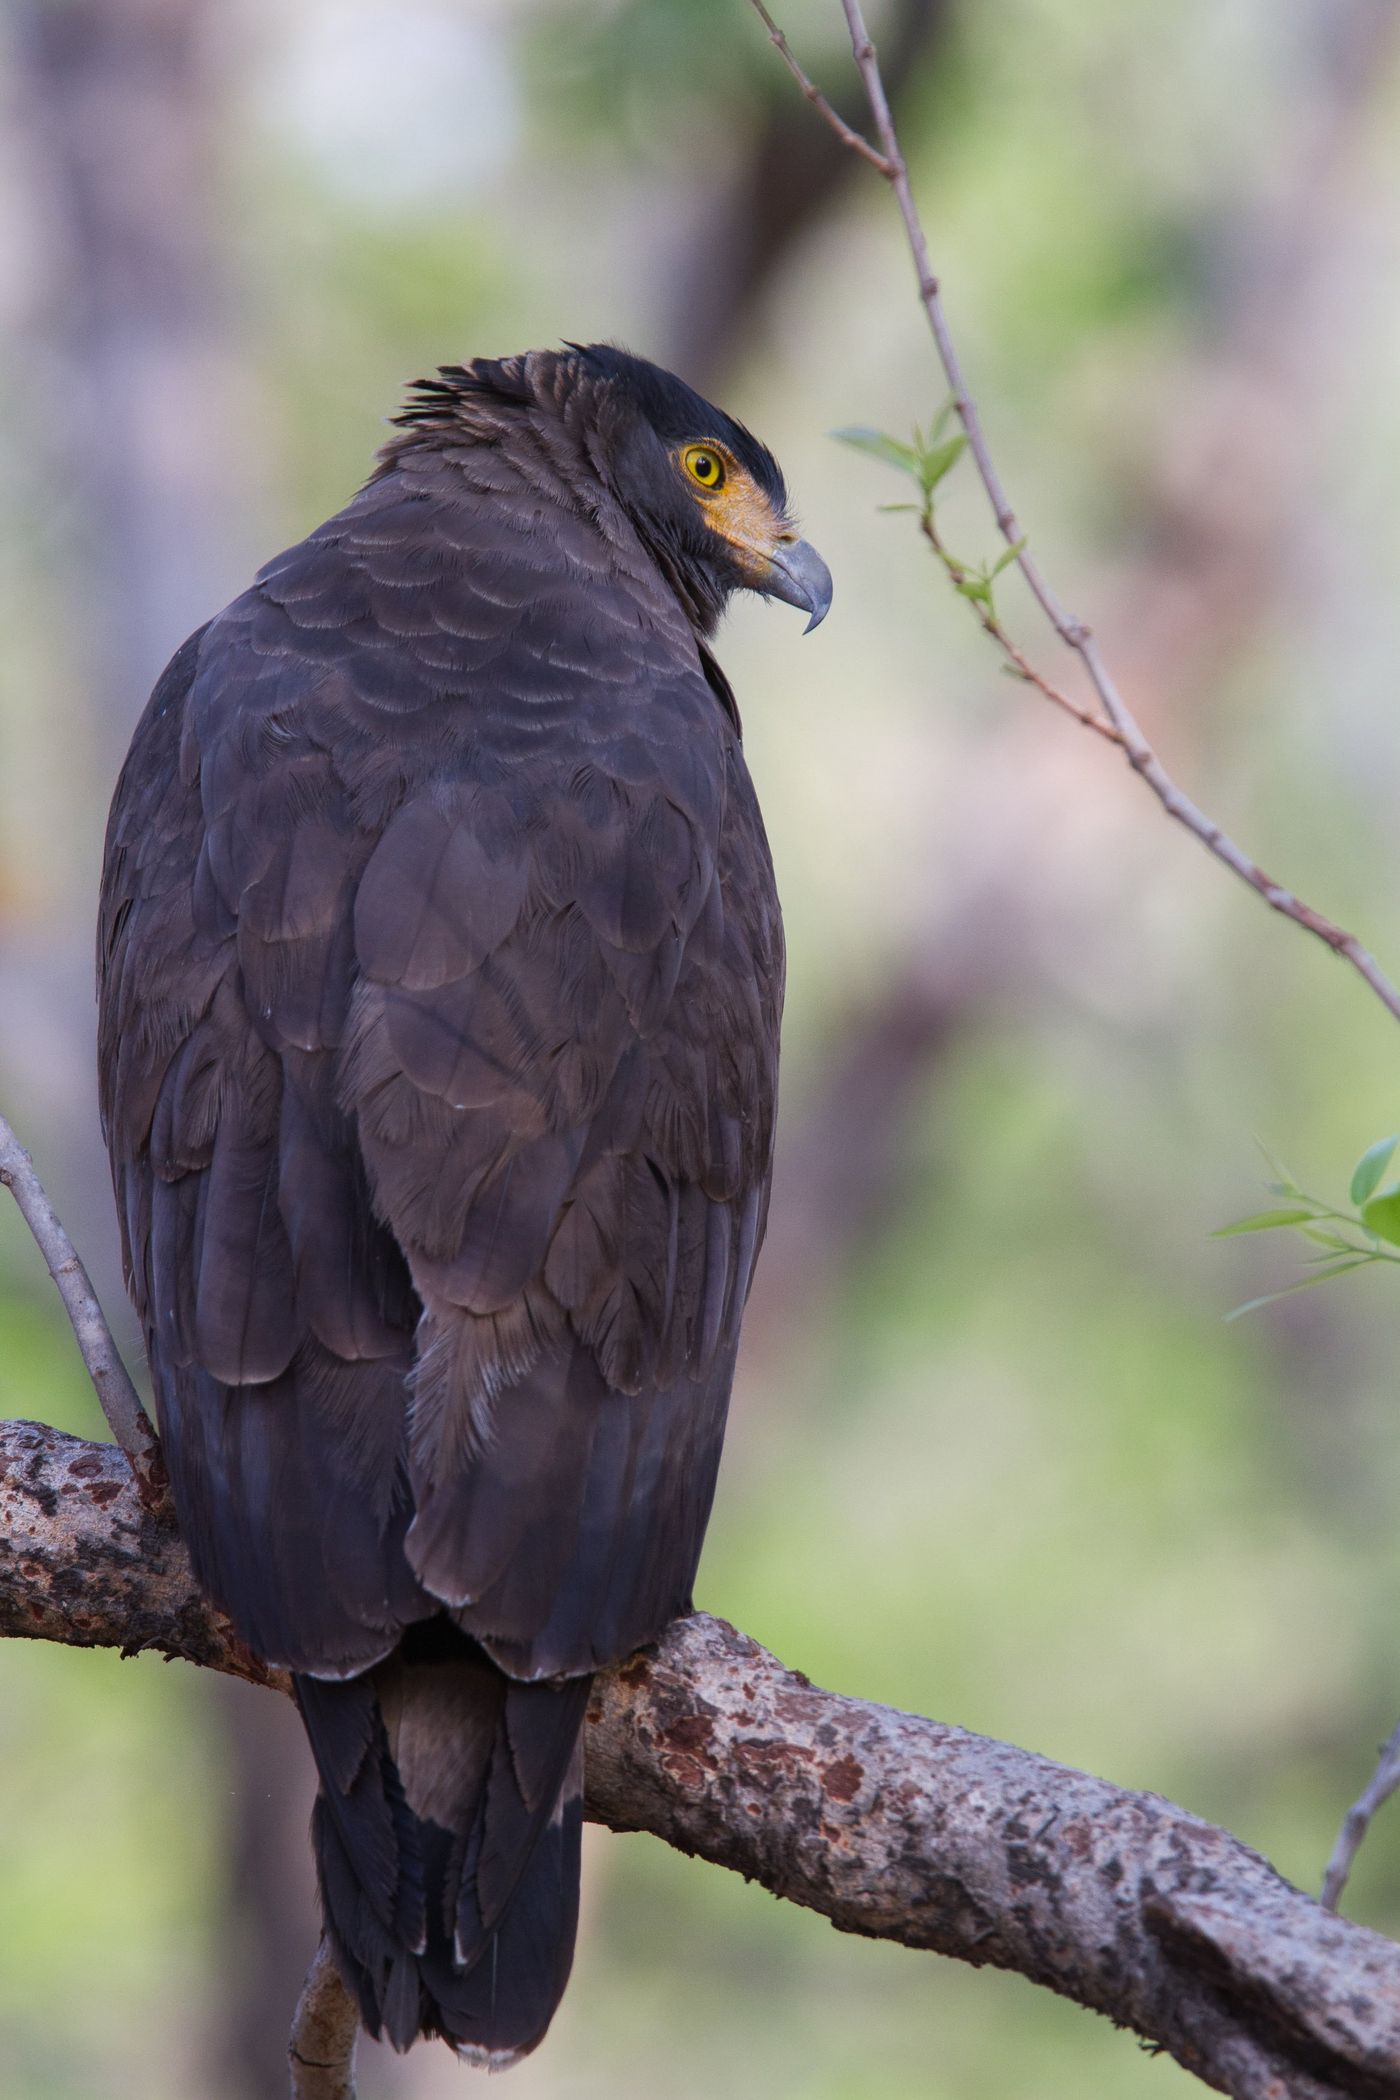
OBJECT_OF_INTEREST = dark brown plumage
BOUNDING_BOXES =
[97,343,830,2064]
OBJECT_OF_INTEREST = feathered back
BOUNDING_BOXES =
[98,342,785,2059]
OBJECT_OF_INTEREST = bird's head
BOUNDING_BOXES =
[390,343,832,640]
[566,343,833,638]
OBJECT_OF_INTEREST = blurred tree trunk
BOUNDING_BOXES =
[3,0,259,1284]
[14,0,254,772]
[6,9,317,2100]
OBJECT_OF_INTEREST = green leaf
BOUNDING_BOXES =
[1225,1258,1374,1321]
[876,502,921,514]
[1253,1142,1300,1195]
[916,433,967,496]
[1350,1136,1399,1207]
[989,535,1029,578]
[1214,1208,1317,1236]
[832,427,921,478]
[1300,1227,1359,1252]
[956,575,994,608]
[1361,1184,1400,1247]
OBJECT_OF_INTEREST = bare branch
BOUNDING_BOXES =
[7,1413,1400,2100]
[748,0,1400,1029]
[289,1940,359,2100]
[1323,1715,1400,1914]
[664,0,951,386]
[0,1111,165,1501]
[746,0,891,172]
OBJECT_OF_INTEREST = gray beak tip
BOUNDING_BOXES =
[764,537,833,634]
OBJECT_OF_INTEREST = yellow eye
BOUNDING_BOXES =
[682,444,726,491]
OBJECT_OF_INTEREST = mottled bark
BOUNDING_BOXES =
[5,1415,1400,2099]
[0,1417,281,1690]
[594,1618,1400,2100]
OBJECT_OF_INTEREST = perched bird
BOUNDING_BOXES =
[97,343,830,2065]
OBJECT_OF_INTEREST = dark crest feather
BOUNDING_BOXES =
[388,342,787,514]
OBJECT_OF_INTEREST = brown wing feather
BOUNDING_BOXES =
[100,622,426,1673]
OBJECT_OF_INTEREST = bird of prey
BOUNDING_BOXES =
[97,343,830,2065]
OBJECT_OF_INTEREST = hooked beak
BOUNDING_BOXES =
[762,536,833,634]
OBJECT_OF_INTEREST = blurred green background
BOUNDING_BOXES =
[5,0,1400,2092]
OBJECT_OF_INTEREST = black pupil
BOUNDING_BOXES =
[696,454,715,480]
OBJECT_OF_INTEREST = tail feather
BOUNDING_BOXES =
[296,1620,589,2063]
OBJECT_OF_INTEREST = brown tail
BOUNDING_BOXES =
[295,1619,588,2066]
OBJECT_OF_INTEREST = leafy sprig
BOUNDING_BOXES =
[833,406,966,502]
[834,408,1037,612]
[834,409,1029,630]
[1216,1136,1400,1318]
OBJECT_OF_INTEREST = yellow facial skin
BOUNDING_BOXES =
[678,440,796,584]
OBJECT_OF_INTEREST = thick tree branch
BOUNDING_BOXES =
[5,1415,1400,2100]
[0,1112,164,1501]
[748,0,1400,1029]
[0,1417,279,1689]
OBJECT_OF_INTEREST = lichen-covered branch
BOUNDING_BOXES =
[0,1417,280,1690]
[592,1619,1400,2100]
[5,1416,1400,2099]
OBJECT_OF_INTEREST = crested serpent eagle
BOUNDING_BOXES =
[97,343,831,2065]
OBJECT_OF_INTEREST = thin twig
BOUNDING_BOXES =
[1322,1715,1400,1913]
[747,0,1400,1029]
[919,511,1122,746]
[289,1938,359,2100]
[747,0,892,172]
[0,1108,164,1502]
